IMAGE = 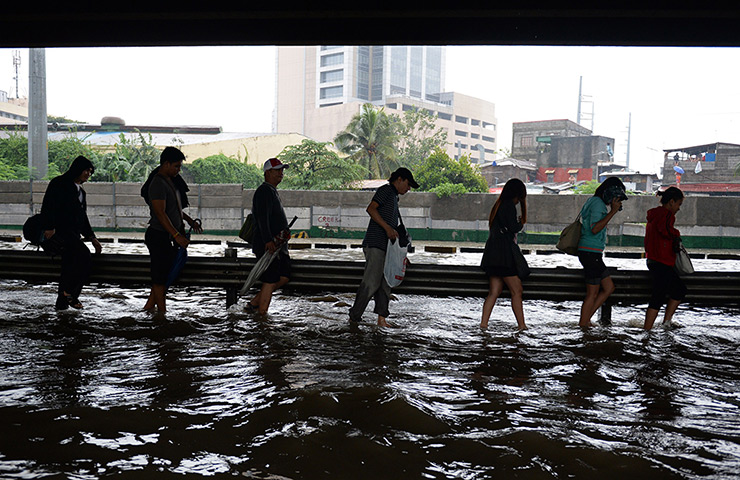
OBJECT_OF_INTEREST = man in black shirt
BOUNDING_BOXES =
[247,158,291,314]
[40,155,103,310]
[349,167,418,326]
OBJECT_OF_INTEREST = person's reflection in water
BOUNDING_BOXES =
[635,338,680,421]
[35,323,94,407]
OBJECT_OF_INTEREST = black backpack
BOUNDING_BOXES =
[22,214,65,256]
[22,214,44,246]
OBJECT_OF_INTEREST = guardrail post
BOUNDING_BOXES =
[225,247,237,308]
[599,299,612,325]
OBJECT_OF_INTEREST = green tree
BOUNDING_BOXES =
[414,149,488,197]
[573,180,600,195]
[182,154,262,188]
[92,132,162,182]
[391,107,448,168]
[334,103,398,179]
[278,139,366,190]
[0,129,28,179]
[48,132,99,176]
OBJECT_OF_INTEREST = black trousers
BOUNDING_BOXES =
[58,234,91,300]
[145,227,178,285]
[647,259,687,310]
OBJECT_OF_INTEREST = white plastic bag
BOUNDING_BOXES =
[384,239,409,287]
[674,241,694,276]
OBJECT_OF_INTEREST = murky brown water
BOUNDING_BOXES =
[1,240,739,479]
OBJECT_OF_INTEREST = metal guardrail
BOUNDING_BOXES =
[2,249,739,312]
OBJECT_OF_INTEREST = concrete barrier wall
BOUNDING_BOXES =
[2,181,740,239]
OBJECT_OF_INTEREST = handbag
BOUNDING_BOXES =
[395,211,411,248]
[674,240,694,275]
[238,213,255,243]
[511,241,530,279]
[556,214,582,256]
[384,238,409,287]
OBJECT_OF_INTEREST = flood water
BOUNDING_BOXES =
[1,239,739,479]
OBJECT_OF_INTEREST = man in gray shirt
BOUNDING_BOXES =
[142,147,202,313]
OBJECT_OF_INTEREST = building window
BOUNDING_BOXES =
[409,46,423,98]
[521,136,534,147]
[455,130,468,137]
[456,115,468,124]
[438,112,452,121]
[425,46,442,102]
[471,133,480,139]
[371,46,384,101]
[483,122,495,130]
[320,46,342,51]
[471,119,480,126]
[390,46,407,97]
[320,69,343,83]
[320,86,343,99]
[482,135,495,143]
[320,52,344,67]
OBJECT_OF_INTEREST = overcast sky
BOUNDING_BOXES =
[2,45,740,175]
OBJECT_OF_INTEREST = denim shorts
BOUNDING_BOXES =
[577,251,611,285]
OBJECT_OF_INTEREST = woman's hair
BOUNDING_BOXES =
[657,186,684,204]
[593,176,625,198]
[488,178,527,227]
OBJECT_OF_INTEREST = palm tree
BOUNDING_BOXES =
[334,103,399,179]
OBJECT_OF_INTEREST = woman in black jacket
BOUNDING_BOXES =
[480,178,528,330]
[39,155,103,309]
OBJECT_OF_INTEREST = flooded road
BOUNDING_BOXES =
[1,239,739,478]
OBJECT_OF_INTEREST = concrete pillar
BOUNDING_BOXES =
[28,48,48,180]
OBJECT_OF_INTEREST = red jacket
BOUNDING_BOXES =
[645,206,680,266]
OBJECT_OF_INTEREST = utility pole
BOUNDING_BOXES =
[626,112,632,170]
[28,48,48,180]
[577,76,594,131]
[577,76,582,125]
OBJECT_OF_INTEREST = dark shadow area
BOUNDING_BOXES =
[3,5,740,48]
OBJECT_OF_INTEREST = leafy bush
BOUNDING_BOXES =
[279,139,366,190]
[414,148,488,196]
[182,154,262,188]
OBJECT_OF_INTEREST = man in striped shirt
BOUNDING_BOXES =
[349,168,418,326]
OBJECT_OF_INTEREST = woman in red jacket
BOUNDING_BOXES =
[644,187,687,330]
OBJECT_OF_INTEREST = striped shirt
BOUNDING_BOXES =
[361,183,399,251]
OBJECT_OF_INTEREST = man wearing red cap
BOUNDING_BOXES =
[246,158,291,314]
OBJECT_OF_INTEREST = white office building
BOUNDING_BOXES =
[275,46,497,165]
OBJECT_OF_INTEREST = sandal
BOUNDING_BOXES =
[57,294,83,310]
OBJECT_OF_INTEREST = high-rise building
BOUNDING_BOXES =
[275,46,497,165]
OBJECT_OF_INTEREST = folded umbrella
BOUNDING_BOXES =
[166,219,201,289]
[239,216,297,296]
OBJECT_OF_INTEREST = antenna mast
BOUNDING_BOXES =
[12,50,21,98]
